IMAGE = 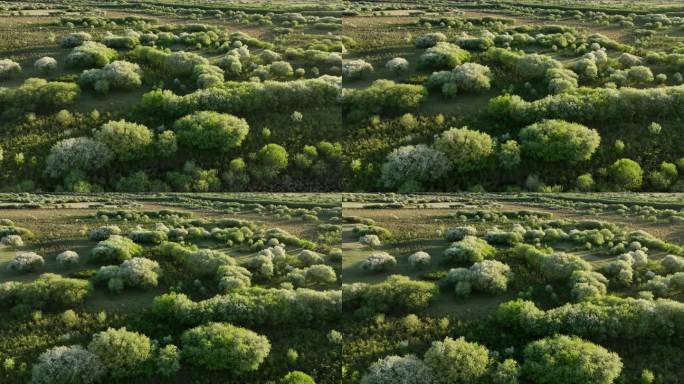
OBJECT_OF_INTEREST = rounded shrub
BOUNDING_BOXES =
[380,144,451,190]
[361,354,434,384]
[174,111,249,153]
[94,120,152,160]
[0,59,21,79]
[522,335,622,384]
[423,337,490,384]
[45,137,113,178]
[181,322,270,372]
[361,252,397,273]
[434,127,493,173]
[88,327,152,379]
[34,57,58,75]
[609,159,643,191]
[519,120,600,163]
[31,345,105,384]
[7,252,44,273]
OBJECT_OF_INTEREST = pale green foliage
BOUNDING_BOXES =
[94,120,152,160]
[174,111,249,153]
[519,120,600,163]
[423,337,490,384]
[522,335,622,384]
[433,127,494,173]
[88,327,152,379]
[180,322,271,372]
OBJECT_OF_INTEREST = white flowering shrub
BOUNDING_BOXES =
[1,234,23,247]
[445,226,478,242]
[7,252,44,273]
[186,248,236,277]
[57,250,80,266]
[66,42,118,68]
[217,264,252,292]
[45,137,113,178]
[662,254,684,273]
[78,60,143,94]
[343,59,374,79]
[34,56,58,75]
[361,354,435,384]
[90,235,143,264]
[385,57,409,75]
[359,234,382,248]
[443,236,495,264]
[443,260,512,297]
[60,32,93,47]
[545,68,578,94]
[361,252,397,273]
[415,32,447,48]
[88,225,121,241]
[173,111,249,153]
[380,144,451,190]
[408,251,431,269]
[298,249,325,266]
[0,59,21,79]
[618,52,642,67]
[429,63,491,97]
[31,345,105,384]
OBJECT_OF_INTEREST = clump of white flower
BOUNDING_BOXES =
[343,59,374,79]
[359,234,382,248]
[662,254,684,274]
[380,145,452,191]
[7,252,45,273]
[94,257,162,293]
[361,252,397,273]
[34,56,58,75]
[78,60,143,94]
[45,137,114,178]
[0,59,21,79]
[361,354,435,384]
[443,260,513,297]
[415,32,447,48]
[1,234,24,247]
[298,249,325,266]
[60,31,93,47]
[31,345,105,384]
[385,57,409,75]
[408,251,431,269]
[88,225,122,241]
[445,226,477,242]
[57,250,80,266]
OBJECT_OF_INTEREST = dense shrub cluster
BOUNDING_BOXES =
[343,275,438,316]
[90,235,143,263]
[427,63,492,97]
[94,257,162,294]
[360,252,397,273]
[519,119,601,163]
[0,273,91,311]
[441,260,513,297]
[46,137,113,178]
[7,252,44,273]
[152,287,341,327]
[66,42,118,68]
[442,236,496,264]
[0,78,80,116]
[79,61,143,94]
[418,43,471,70]
[181,322,270,372]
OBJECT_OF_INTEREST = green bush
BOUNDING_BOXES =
[180,322,270,372]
